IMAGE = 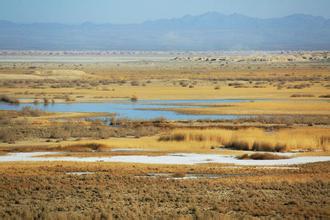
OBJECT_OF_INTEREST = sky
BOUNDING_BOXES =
[0,0,330,24]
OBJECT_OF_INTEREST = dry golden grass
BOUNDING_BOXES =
[0,136,240,155]
[1,83,328,102]
[166,100,330,115]
[0,161,329,219]
[158,127,330,152]
[1,61,329,101]
[98,137,224,154]
[1,126,329,155]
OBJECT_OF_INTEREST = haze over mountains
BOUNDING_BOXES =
[1,12,330,51]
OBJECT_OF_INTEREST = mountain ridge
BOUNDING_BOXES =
[0,12,329,50]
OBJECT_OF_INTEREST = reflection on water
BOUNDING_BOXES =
[0,99,253,120]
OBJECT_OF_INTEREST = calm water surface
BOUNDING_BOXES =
[0,99,254,120]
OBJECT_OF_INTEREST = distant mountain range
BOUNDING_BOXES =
[0,12,330,50]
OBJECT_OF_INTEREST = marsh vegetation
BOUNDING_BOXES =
[0,52,329,219]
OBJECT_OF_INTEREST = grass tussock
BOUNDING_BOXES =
[159,127,330,152]
[237,153,290,160]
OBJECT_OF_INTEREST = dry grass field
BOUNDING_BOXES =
[163,100,330,115]
[0,161,329,219]
[0,56,329,102]
[158,127,330,152]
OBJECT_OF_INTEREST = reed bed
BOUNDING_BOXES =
[159,127,330,152]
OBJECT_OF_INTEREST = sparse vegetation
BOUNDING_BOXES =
[0,162,328,219]
[19,106,45,117]
[0,111,162,143]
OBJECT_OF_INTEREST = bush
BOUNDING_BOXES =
[130,95,138,102]
[179,81,189,87]
[252,142,287,152]
[20,106,45,117]
[130,81,139,86]
[0,130,16,144]
[43,98,49,105]
[0,95,19,104]
[65,96,76,102]
[237,153,289,160]
[251,142,272,152]
[319,94,330,98]
[158,133,185,142]
[58,143,108,152]
[224,140,250,151]
[291,94,314,98]
[172,172,186,178]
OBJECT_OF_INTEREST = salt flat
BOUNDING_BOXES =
[1,152,329,166]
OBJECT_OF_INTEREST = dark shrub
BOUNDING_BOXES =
[130,95,138,102]
[0,95,19,104]
[237,153,289,160]
[225,141,250,151]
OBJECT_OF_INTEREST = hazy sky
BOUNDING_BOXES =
[1,0,330,24]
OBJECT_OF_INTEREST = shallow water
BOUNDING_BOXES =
[0,99,253,120]
[0,152,329,166]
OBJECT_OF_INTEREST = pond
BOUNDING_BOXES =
[0,99,255,120]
